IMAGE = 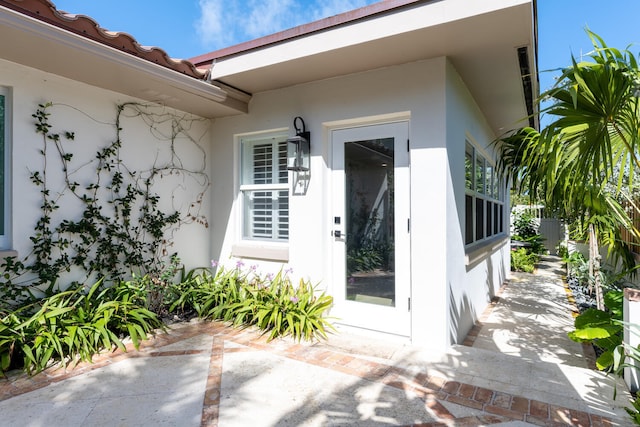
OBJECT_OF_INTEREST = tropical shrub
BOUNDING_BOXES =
[510,209,546,273]
[172,262,334,341]
[610,323,640,425]
[557,243,569,260]
[510,248,538,273]
[625,396,640,425]
[347,243,385,273]
[511,233,546,255]
[512,211,539,239]
[0,279,163,375]
[568,290,624,370]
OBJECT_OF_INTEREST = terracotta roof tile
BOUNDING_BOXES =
[0,0,206,79]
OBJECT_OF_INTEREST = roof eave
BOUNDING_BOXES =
[0,4,249,118]
[192,0,537,134]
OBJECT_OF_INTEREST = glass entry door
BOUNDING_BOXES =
[331,122,410,338]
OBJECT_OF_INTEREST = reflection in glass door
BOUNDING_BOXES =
[345,138,395,307]
[331,121,410,338]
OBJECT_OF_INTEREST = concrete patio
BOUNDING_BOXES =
[0,256,633,426]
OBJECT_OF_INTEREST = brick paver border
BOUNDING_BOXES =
[215,325,613,426]
[0,320,618,426]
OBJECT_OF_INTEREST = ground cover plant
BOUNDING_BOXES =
[0,260,334,375]
[510,248,538,273]
[565,250,635,370]
[173,261,334,342]
[0,279,163,374]
[510,210,546,272]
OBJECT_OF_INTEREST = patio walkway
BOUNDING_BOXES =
[0,256,633,426]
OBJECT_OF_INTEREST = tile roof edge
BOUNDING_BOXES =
[0,0,206,80]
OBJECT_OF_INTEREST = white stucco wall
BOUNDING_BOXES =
[210,57,446,268]
[0,58,212,285]
[208,57,509,349]
[444,59,510,346]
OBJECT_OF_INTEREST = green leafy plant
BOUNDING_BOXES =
[625,396,640,425]
[566,251,594,289]
[512,233,546,255]
[252,271,334,341]
[0,279,163,375]
[173,262,334,341]
[510,248,538,273]
[566,251,587,267]
[557,243,569,260]
[347,243,386,273]
[606,322,640,425]
[512,211,539,239]
[568,290,624,370]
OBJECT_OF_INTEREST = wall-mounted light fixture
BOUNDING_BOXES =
[287,116,310,172]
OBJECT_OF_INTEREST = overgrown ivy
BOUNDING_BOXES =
[0,102,209,307]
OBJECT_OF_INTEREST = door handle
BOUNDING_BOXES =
[332,230,347,240]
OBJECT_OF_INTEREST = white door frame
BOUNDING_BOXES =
[329,120,411,339]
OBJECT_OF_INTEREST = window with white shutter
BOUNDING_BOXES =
[240,135,289,242]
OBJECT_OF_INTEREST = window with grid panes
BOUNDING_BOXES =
[464,141,504,246]
[240,134,289,241]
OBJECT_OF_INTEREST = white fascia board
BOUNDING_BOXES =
[210,0,532,79]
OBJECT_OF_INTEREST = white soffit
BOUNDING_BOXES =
[209,0,536,133]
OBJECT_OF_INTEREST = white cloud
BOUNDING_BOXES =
[194,0,375,51]
[195,0,234,49]
[245,0,297,38]
[310,0,372,21]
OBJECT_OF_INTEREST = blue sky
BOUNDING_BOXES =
[52,0,640,95]
[538,0,640,93]
[52,0,378,59]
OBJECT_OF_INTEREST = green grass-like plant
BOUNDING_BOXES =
[172,262,334,341]
[1,259,333,376]
[0,279,163,375]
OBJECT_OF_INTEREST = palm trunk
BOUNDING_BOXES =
[588,223,604,310]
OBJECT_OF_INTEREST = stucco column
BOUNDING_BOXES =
[624,288,640,392]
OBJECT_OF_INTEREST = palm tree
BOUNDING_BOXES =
[497,31,640,307]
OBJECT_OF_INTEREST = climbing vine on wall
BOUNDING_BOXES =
[1,102,209,299]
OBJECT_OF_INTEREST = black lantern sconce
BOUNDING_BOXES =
[287,116,310,172]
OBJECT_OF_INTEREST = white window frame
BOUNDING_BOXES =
[237,130,289,245]
[0,87,11,250]
[465,139,505,249]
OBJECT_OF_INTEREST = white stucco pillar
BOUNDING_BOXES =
[624,288,640,392]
